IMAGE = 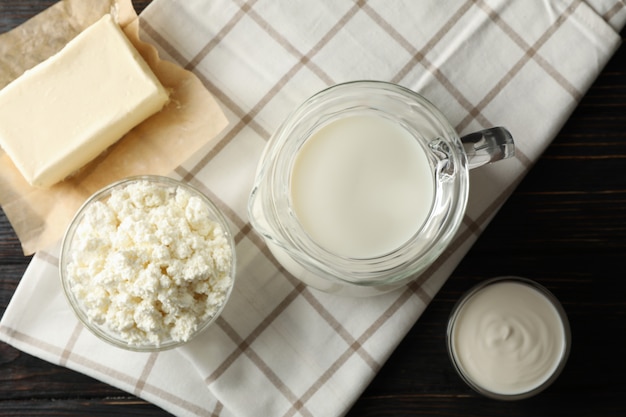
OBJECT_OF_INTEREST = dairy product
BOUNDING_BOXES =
[450,280,568,396]
[64,179,233,347]
[0,14,169,188]
[290,114,435,259]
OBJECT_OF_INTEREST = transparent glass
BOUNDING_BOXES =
[60,175,236,351]
[446,276,571,400]
[248,81,514,296]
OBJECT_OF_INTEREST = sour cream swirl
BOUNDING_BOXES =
[449,279,568,397]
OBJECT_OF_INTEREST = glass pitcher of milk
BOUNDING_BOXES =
[248,81,514,297]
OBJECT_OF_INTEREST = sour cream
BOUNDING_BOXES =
[447,277,570,399]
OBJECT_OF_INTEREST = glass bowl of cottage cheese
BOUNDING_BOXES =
[60,175,236,351]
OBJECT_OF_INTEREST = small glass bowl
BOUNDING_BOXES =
[59,175,236,352]
[446,276,570,400]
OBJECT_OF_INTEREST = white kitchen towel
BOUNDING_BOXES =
[1,1,623,416]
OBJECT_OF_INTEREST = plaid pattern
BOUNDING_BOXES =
[1,1,623,416]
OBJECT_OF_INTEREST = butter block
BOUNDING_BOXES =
[0,14,169,188]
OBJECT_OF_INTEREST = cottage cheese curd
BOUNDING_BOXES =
[64,178,233,347]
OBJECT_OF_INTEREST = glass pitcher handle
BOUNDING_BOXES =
[461,127,515,169]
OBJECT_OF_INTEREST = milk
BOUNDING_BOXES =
[290,114,435,259]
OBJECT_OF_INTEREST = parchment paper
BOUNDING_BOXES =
[0,0,228,255]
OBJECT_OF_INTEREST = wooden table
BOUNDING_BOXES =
[1,1,625,415]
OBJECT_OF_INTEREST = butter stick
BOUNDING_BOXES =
[0,14,169,188]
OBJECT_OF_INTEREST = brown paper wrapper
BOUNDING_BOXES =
[0,0,229,255]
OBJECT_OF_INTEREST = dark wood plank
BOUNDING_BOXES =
[0,398,172,416]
